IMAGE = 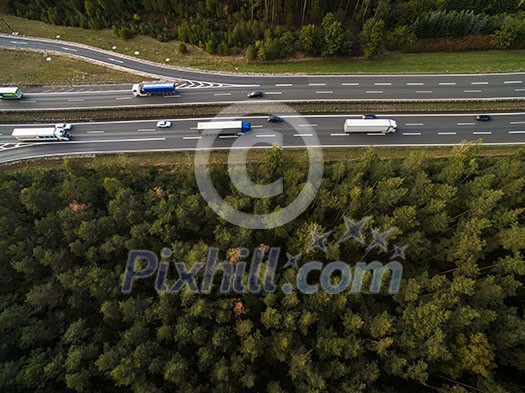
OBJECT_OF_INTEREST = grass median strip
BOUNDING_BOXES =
[1,101,524,124]
[0,48,148,85]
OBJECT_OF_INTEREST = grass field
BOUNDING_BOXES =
[3,143,522,172]
[0,48,148,85]
[2,13,525,74]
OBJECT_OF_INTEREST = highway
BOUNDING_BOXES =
[1,113,525,163]
[1,35,525,110]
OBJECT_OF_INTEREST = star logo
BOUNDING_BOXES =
[366,229,393,253]
[390,244,407,260]
[338,216,371,244]
[309,230,332,253]
[283,253,299,269]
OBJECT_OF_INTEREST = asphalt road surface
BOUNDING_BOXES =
[1,35,524,110]
[1,113,525,163]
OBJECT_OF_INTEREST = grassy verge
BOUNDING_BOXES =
[2,13,525,74]
[1,101,524,124]
[0,48,151,85]
[3,144,522,171]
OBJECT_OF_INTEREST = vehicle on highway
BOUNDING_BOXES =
[247,91,264,98]
[197,120,251,135]
[267,116,283,123]
[476,115,492,121]
[156,121,172,128]
[12,127,71,141]
[0,87,23,99]
[362,114,377,119]
[344,119,397,135]
[55,123,72,130]
[132,82,176,97]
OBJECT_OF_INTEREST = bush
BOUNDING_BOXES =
[245,45,257,61]
[178,42,188,54]
[492,22,520,49]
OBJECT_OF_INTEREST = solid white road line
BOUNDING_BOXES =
[67,138,166,144]
[402,132,422,136]
[438,132,457,135]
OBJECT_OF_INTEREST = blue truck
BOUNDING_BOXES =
[132,82,176,97]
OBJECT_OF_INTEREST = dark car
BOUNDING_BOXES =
[362,114,377,119]
[247,91,264,98]
[476,115,491,121]
[267,116,283,123]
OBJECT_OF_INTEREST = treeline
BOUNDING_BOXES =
[1,0,525,58]
[1,145,525,392]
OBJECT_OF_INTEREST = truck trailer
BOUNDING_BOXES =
[12,127,71,141]
[343,119,397,134]
[197,121,251,135]
[132,82,176,97]
[0,87,23,99]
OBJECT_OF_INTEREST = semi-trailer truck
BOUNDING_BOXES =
[197,121,251,135]
[132,82,176,97]
[344,119,397,134]
[12,127,71,141]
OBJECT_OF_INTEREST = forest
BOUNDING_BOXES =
[1,146,525,392]
[1,0,525,59]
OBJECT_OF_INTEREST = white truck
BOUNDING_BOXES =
[197,120,251,135]
[344,119,397,134]
[12,127,71,141]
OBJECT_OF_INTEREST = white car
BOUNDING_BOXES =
[55,123,72,130]
[156,121,172,128]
